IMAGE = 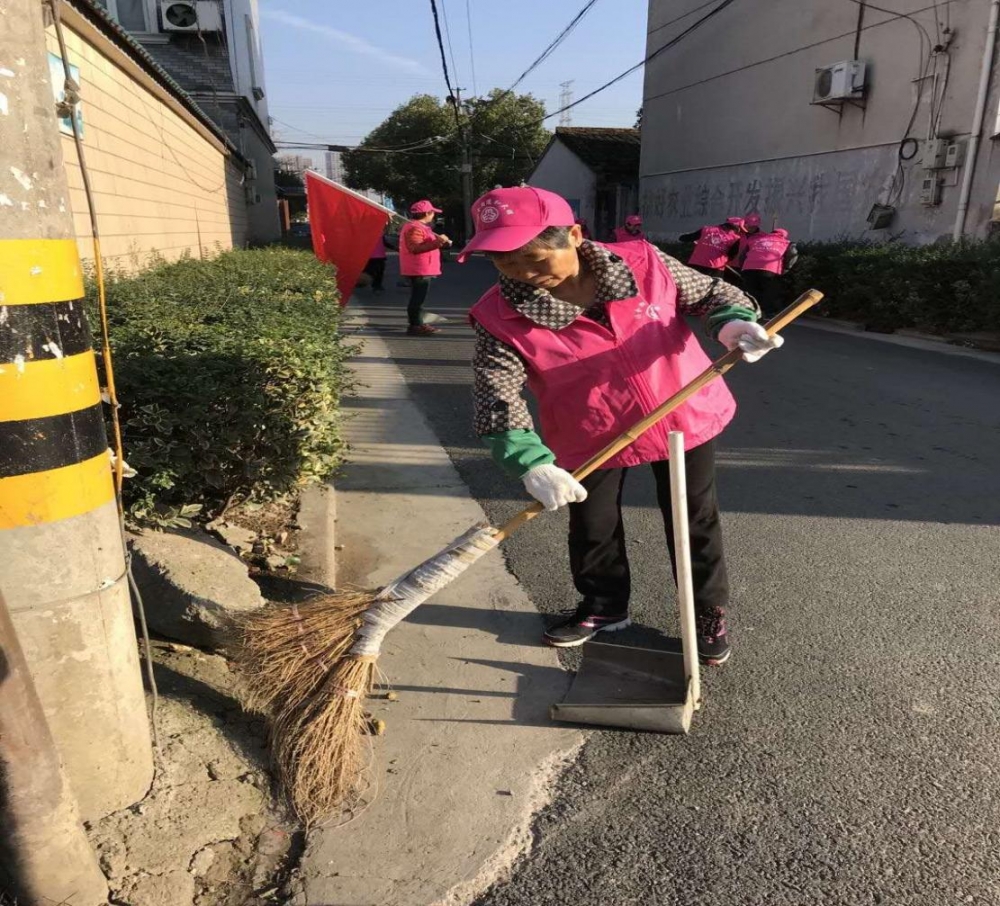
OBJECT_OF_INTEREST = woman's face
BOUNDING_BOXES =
[489,225,584,290]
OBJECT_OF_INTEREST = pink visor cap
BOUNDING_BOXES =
[457,187,575,262]
[410,199,442,214]
[726,216,745,229]
[625,214,643,227]
[744,213,762,228]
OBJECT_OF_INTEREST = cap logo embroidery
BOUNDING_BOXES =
[479,205,500,224]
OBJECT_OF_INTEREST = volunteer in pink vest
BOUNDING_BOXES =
[679,217,745,279]
[738,226,798,317]
[461,187,784,663]
[400,199,452,336]
[614,214,645,243]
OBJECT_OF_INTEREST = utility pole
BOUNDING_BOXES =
[0,593,109,904]
[0,0,153,822]
[452,88,475,242]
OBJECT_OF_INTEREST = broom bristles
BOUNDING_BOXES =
[232,589,377,715]
[271,657,378,826]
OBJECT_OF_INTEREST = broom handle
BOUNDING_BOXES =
[492,289,823,542]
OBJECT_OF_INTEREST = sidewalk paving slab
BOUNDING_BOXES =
[289,325,582,906]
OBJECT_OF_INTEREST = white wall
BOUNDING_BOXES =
[225,0,269,126]
[641,0,1000,243]
[528,140,597,228]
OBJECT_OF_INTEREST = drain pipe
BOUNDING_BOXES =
[953,0,1000,240]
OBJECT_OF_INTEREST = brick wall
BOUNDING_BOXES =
[46,16,249,271]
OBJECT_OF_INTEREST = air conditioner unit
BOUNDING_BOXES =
[813,60,866,103]
[161,0,222,32]
[245,186,261,205]
[245,159,258,180]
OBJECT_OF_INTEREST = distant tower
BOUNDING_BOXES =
[559,80,574,127]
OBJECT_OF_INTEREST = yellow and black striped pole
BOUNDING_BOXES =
[0,240,113,527]
[0,0,152,850]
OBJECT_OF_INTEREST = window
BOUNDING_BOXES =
[245,15,263,100]
[94,0,150,31]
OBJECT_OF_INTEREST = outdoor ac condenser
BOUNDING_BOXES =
[161,0,222,32]
[813,60,866,103]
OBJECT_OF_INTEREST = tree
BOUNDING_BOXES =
[343,90,550,237]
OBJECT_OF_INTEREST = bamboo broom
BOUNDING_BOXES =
[234,289,824,825]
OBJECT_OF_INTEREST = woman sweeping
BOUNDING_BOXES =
[460,187,784,664]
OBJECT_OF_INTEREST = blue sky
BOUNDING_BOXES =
[258,0,649,161]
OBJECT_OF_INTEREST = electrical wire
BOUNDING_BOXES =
[465,0,479,96]
[469,0,602,124]
[48,0,161,752]
[440,0,463,90]
[541,0,739,123]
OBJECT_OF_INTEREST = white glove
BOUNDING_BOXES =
[522,463,588,511]
[717,320,784,363]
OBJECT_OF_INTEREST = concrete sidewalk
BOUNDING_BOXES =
[288,313,581,906]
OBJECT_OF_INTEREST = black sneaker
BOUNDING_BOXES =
[543,605,631,648]
[696,606,731,665]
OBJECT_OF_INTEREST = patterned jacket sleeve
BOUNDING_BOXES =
[653,248,761,336]
[472,322,534,436]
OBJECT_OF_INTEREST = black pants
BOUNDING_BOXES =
[363,257,385,291]
[407,276,432,326]
[742,270,780,316]
[568,440,729,617]
[690,263,741,288]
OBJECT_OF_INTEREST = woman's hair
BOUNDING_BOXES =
[487,226,574,258]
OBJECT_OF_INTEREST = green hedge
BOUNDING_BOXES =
[90,248,354,525]
[788,239,1000,334]
[659,236,1000,335]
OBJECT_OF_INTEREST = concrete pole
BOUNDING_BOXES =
[0,0,153,820]
[0,593,109,905]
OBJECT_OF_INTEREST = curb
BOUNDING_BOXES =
[295,482,337,590]
[802,314,1000,353]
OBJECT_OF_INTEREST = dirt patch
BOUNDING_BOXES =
[88,640,301,905]
[210,494,304,576]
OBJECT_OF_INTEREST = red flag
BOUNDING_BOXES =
[305,172,391,305]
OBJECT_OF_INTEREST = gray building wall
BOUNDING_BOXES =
[641,0,1000,243]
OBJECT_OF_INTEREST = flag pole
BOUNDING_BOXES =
[305,171,399,221]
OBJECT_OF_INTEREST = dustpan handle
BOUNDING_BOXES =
[668,432,701,709]
[493,288,823,542]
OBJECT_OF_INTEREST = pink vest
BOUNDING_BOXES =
[688,225,739,270]
[470,241,737,471]
[614,227,645,242]
[742,230,790,274]
[399,221,441,277]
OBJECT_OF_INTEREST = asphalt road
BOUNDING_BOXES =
[349,256,1000,906]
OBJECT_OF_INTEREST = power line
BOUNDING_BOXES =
[440,0,463,90]
[472,0,602,124]
[465,0,479,96]
[541,0,740,123]
[428,0,456,97]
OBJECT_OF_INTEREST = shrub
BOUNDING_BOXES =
[89,248,355,525]
[660,234,1000,334]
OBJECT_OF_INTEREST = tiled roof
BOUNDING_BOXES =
[553,127,640,183]
[68,0,243,159]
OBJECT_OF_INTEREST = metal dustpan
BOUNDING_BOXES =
[551,432,703,734]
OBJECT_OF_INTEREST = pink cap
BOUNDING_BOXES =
[744,213,761,228]
[726,216,745,229]
[457,187,575,261]
[625,214,643,227]
[410,199,442,215]
[774,228,789,238]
